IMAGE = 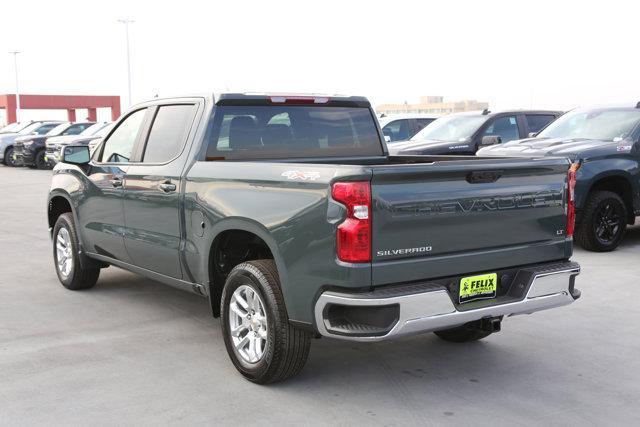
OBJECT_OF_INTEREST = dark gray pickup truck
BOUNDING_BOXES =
[478,105,640,252]
[48,93,580,383]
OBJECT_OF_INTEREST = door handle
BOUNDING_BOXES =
[159,180,177,193]
[466,170,502,184]
[110,176,123,188]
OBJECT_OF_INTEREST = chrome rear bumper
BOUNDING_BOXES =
[314,262,580,342]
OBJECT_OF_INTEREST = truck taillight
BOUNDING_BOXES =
[566,163,579,237]
[331,181,371,263]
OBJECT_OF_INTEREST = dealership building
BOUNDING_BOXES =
[376,95,489,115]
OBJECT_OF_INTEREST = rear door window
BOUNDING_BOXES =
[526,114,557,134]
[142,104,196,163]
[206,106,382,160]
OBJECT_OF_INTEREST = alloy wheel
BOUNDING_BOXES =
[56,227,74,278]
[5,148,16,166]
[228,285,268,364]
[595,202,623,245]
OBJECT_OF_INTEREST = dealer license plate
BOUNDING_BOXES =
[459,273,497,303]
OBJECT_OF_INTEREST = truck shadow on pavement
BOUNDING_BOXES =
[84,225,640,401]
[615,223,640,247]
[90,267,569,393]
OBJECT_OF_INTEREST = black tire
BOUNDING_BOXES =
[220,259,311,384]
[53,213,100,290]
[3,147,16,166]
[434,321,493,343]
[34,150,47,170]
[575,190,627,252]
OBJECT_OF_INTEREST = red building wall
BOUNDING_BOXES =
[0,94,121,123]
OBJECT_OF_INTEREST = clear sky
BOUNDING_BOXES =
[0,0,638,121]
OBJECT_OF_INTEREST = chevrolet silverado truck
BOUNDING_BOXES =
[478,105,640,252]
[48,93,580,383]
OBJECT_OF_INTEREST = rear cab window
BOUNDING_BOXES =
[205,104,383,160]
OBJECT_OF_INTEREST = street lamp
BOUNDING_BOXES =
[9,51,21,122]
[117,19,135,106]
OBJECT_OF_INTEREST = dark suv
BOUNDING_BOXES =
[388,110,561,155]
[14,122,95,169]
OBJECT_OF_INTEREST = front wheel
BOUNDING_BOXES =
[53,213,100,290]
[575,190,627,252]
[3,147,16,166]
[220,260,311,384]
[35,150,47,170]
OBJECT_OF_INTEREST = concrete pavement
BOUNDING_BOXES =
[1,166,639,426]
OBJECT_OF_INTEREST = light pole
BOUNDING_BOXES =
[117,19,134,106]
[9,51,21,122]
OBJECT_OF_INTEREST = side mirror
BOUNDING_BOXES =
[384,135,391,143]
[480,135,501,147]
[61,145,91,165]
[528,132,538,138]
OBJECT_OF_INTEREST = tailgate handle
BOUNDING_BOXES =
[466,170,502,184]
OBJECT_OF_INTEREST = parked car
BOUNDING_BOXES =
[45,122,111,167]
[0,121,64,166]
[389,109,561,155]
[0,122,25,133]
[13,122,95,169]
[478,105,640,251]
[378,113,439,142]
[48,93,580,384]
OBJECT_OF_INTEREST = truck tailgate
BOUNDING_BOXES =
[371,157,571,285]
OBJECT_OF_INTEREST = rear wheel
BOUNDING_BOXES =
[575,190,626,252]
[53,213,100,290]
[434,321,493,343]
[220,260,311,384]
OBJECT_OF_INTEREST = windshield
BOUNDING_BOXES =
[0,123,18,133]
[79,122,109,136]
[46,124,69,136]
[18,122,47,135]
[410,115,487,142]
[538,109,640,141]
[94,123,113,137]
